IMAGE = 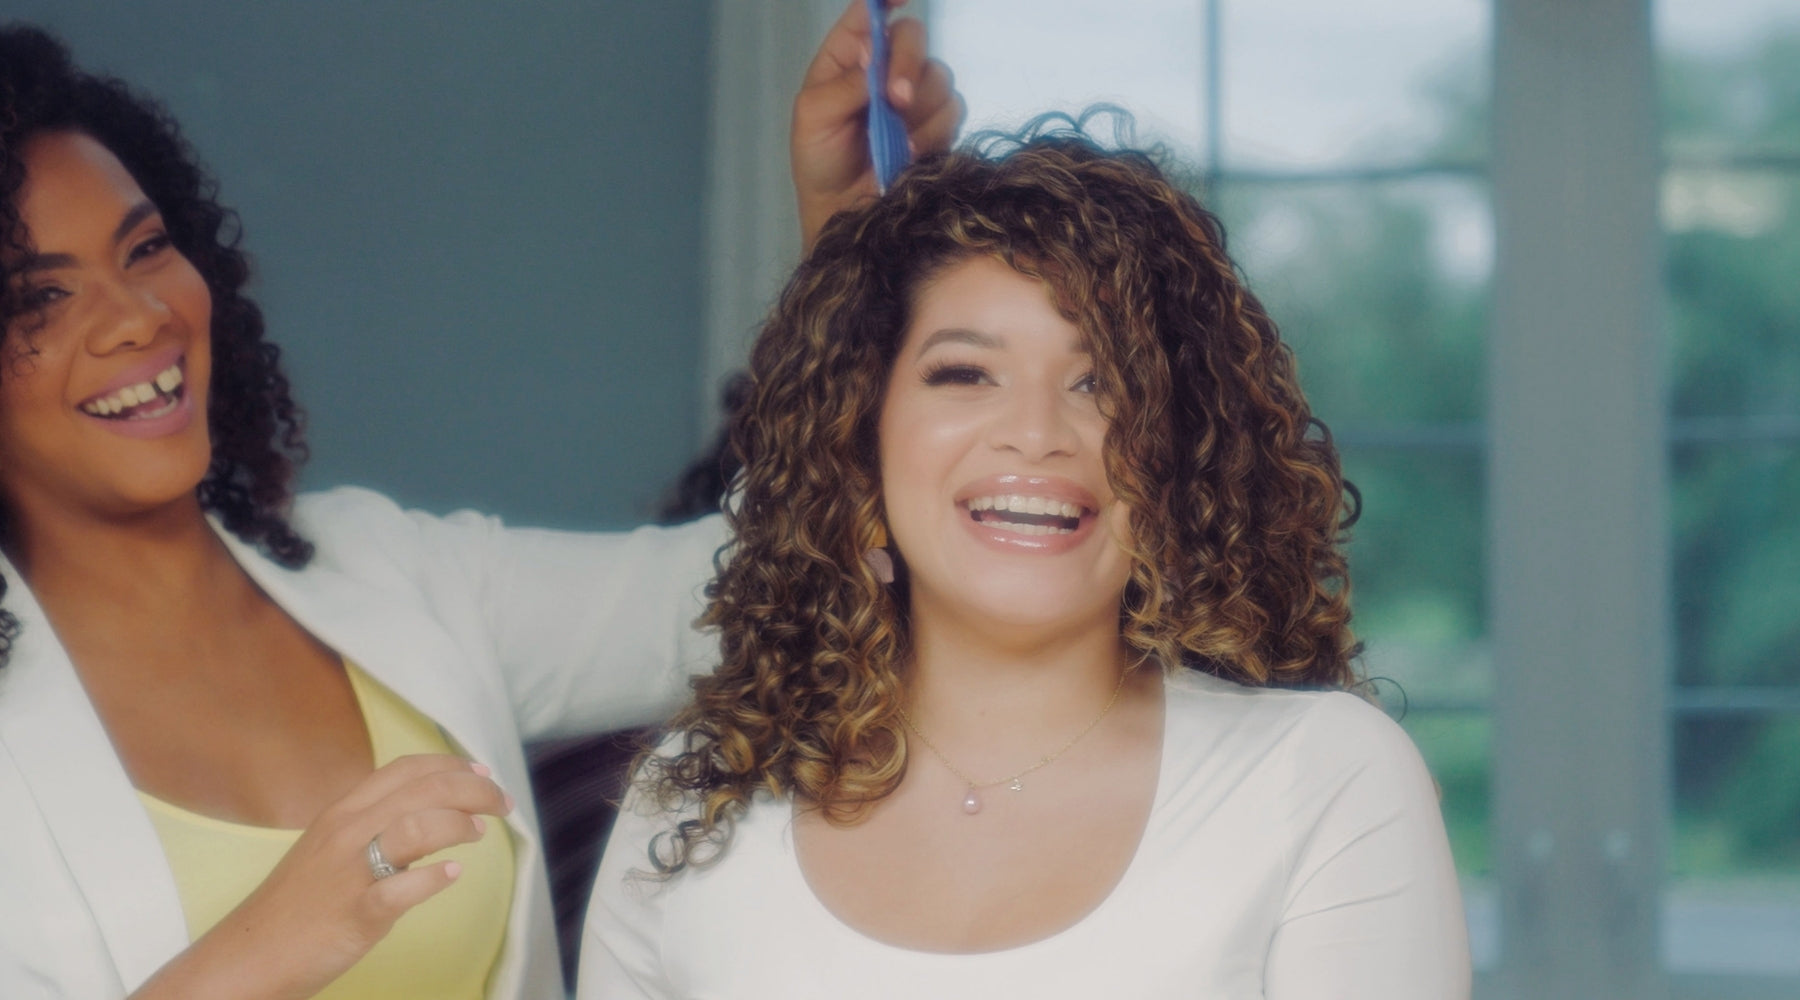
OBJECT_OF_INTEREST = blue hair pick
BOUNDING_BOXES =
[865,0,911,192]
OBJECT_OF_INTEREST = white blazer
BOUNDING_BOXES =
[0,487,723,999]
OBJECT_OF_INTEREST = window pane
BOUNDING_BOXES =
[1659,3,1800,979]
[1671,445,1800,688]
[1220,0,1488,171]
[1215,178,1490,425]
[1666,171,1800,421]
[1340,448,1486,702]
[1667,713,1800,975]
[1404,710,1491,964]
[1674,715,1800,878]
[1401,710,1492,876]
[1658,0,1800,160]
[933,0,1209,162]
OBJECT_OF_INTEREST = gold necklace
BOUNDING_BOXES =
[897,669,1129,815]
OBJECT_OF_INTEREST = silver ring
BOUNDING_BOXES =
[366,834,400,880]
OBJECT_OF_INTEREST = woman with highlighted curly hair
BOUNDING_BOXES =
[581,119,1471,999]
[0,4,959,998]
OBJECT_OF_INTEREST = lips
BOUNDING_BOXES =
[965,494,1089,535]
[79,361,184,419]
[75,353,196,440]
[954,475,1102,547]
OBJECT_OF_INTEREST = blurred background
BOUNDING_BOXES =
[14,1,1798,997]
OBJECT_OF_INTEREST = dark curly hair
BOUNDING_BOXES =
[639,113,1363,873]
[0,24,311,666]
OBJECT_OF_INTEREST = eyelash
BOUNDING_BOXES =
[920,361,988,387]
[18,232,172,310]
[127,233,173,264]
[20,283,68,310]
[920,361,1101,395]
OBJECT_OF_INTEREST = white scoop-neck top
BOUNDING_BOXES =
[579,670,1470,999]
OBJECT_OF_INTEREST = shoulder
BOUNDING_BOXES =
[1165,669,1403,741]
[594,742,779,908]
[617,735,740,834]
[291,484,408,524]
[287,487,564,586]
[609,736,707,847]
[1160,668,1431,798]
[293,487,727,576]
[608,734,794,878]
[278,488,451,592]
[291,486,498,552]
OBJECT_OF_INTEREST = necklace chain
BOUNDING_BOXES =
[897,669,1129,793]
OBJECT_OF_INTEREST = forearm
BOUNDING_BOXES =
[130,939,305,1000]
[790,0,962,253]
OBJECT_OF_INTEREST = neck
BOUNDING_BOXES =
[4,494,244,621]
[904,597,1133,750]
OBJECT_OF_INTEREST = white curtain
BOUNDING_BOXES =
[700,0,933,438]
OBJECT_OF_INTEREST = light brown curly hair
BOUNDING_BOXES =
[638,116,1361,873]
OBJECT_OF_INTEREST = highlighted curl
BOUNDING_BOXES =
[641,114,1361,873]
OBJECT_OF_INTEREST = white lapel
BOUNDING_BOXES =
[0,517,541,995]
[0,552,186,993]
[218,519,547,1000]
[212,522,540,841]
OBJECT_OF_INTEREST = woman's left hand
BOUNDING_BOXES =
[792,0,964,250]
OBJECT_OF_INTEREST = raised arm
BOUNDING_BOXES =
[792,0,964,251]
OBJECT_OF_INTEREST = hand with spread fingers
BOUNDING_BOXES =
[132,755,510,1000]
[792,0,965,250]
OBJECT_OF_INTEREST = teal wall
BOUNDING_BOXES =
[12,2,714,528]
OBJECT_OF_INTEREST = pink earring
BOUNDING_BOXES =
[863,523,895,584]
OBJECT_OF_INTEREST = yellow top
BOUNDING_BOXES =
[139,662,515,1000]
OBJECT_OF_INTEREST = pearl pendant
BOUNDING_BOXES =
[961,788,982,814]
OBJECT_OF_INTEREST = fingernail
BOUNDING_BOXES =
[891,77,914,106]
[469,761,491,777]
[472,815,488,836]
[503,791,516,812]
[444,861,463,880]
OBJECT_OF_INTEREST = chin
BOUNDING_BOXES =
[935,586,1124,636]
[110,453,214,512]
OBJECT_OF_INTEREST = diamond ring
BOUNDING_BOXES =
[366,834,400,881]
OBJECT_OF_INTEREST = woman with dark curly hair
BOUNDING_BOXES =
[581,121,1470,999]
[0,5,960,999]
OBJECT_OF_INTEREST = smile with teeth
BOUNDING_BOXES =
[966,495,1089,536]
[80,363,184,419]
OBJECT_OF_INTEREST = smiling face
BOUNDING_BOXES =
[877,255,1133,640]
[0,131,212,529]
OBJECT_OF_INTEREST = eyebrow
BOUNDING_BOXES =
[16,201,161,275]
[913,326,1092,359]
[915,327,1004,354]
[113,201,160,245]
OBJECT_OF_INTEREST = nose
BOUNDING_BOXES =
[986,380,1081,462]
[84,276,171,355]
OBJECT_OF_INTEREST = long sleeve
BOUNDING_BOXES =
[293,487,728,741]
